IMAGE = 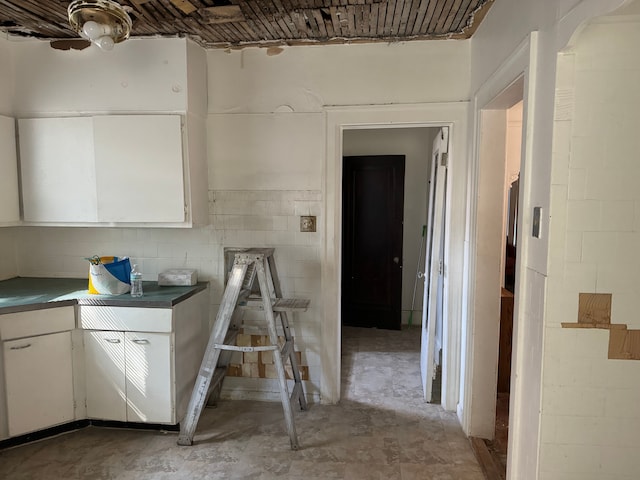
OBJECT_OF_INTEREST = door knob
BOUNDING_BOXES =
[393,257,400,264]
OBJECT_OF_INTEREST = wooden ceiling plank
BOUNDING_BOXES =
[271,0,296,38]
[200,5,245,24]
[410,0,431,35]
[213,22,242,43]
[353,4,363,36]
[426,0,446,32]
[311,8,328,38]
[434,0,456,34]
[404,0,422,36]
[257,0,290,39]
[419,0,439,34]
[279,0,303,37]
[234,21,260,41]
[169,0,198,15]
[304,8,322,37]
[0,0,491,48]
[321,8,336,37]
[449,0,472,32]
[398,0,414,35]
[382,0,395,36]
[454,0,480,32]
[329,6,344,37]
[438,0,463,33]
[290,11,310,38]
[390,0,405,36]
[368,3,378,36]
[2,0,72,37]
[244,1,279,40]
[376,0,386,36]
[346,5,356,37]
[362,4,372,37]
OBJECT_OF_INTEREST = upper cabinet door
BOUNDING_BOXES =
[0,116,21,225]
[19,117,98,222]
[93,115,185,223]
[18,115,188,226]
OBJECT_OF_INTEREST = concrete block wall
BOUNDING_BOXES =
[541,18,640,479]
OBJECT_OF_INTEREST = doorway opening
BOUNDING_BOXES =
[340,126,444,402]
[471,78,524,477]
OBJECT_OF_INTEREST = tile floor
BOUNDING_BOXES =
[0,326,483,479]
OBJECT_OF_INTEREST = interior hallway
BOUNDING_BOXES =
[0,326,482,479]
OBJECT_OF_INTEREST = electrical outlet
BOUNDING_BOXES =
[300,216,316,232]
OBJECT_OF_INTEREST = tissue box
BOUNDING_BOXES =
[158,269,198,286]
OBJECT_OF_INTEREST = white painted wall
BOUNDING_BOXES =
[11,38,189,116]
[469,0,633,478]
[0,230,16,280]
[343,127,436,325]
[206,41,470,403]
[0,35,14,115]
[208,40,471,114]
[3,38,469,404]
[541,16,640,479]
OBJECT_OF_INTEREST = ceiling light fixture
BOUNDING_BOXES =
[68,0,132,51]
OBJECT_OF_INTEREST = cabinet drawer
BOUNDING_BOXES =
[79,306,173,332]
[0,306,75,340]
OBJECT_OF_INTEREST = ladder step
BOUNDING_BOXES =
[239,297,310,312]
[214,344,278,353]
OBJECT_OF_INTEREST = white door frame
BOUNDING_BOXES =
[462,33,539,477]
[322,103,468,412]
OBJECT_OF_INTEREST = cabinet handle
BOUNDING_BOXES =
[105,338,121,344]
[10,343,32,350]
[132,339,150,345]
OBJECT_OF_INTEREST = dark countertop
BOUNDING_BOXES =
[0,277,208,314]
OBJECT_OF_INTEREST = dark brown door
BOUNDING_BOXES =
[342,155,405,330]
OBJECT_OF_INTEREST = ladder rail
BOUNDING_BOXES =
[255,257,299,450]
[177,260,249,446]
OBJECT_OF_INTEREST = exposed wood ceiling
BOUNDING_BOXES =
[0,0,494,49]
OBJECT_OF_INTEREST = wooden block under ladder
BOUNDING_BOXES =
[177,248,309,450]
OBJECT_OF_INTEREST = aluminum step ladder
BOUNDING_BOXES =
[177,248,309,450]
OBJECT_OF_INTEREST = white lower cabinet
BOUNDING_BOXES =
[83,330,127,422]
[80,290,208,426]
[124,332,173,423]
[3,331,75,436]
[84,330,174,423]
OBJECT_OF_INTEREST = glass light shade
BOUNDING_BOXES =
[68,0,132,48]
[82,20,111,41]
[94,35,115,51]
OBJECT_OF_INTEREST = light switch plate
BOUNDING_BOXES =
[532,207,541,238]
[300,216,316,232]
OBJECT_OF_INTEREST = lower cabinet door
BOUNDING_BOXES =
[84,330,127,422]
[3,331,74,436]
[125,332,174,423]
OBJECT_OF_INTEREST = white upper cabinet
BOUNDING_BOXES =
[0,116,20,225]
[18,114,201,226]
[93,115,185,223]
[19,117,98,223]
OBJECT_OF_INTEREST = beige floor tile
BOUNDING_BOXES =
[0,326,482,479]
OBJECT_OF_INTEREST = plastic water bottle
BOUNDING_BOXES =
[130,264,143,297]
